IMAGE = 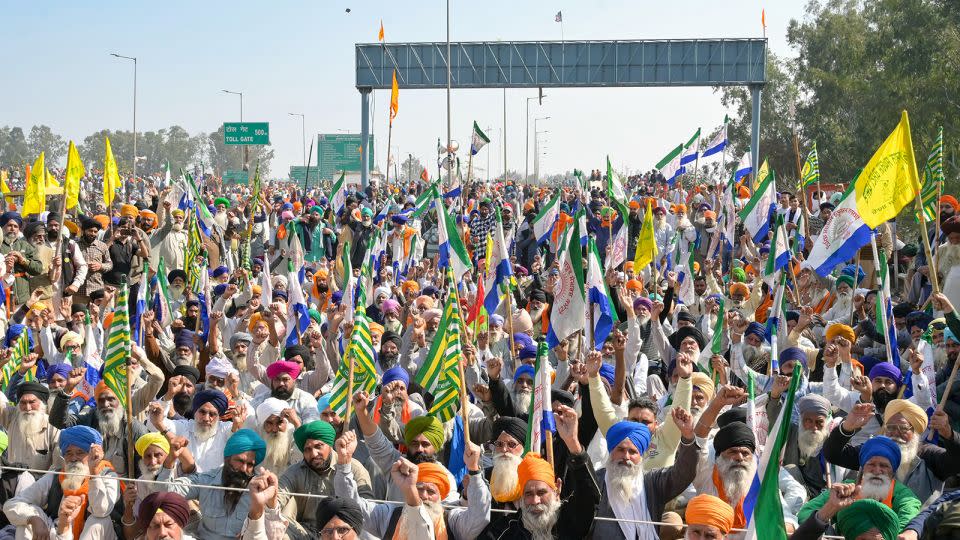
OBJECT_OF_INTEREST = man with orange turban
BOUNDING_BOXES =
[333,438,491,539]
[685,494,735,538]
[481,404,601,539]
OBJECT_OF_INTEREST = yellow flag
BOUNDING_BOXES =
[753,158,770,190]
[0,170,9,195]
[23,152,47,216]
[854,110,921,229]
[64,141,85,210]
[44,168,61,189]
[103,136,121,207]
[390,70,399,125]
[633,199,658,270]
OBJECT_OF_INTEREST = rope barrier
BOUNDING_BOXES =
[0,464,845,538]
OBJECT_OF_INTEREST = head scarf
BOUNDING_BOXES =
[135,432,170,457]
[136,492,191,532]
[859,436,901,471]
[518,453,556,490]
[713,422,756,454]
[835,499,899,540]
[606,421,651,454]
[59,425,103,455]
[223,429,266,464]
[797,394,831,418]
[192,389,229,417]
[314,498,365,534]
[266,360,302,380]
[883,399,927,434]
[403,415,444,451]
[685,494,735,534]
[293,421,337,451]
[417,462,451,499]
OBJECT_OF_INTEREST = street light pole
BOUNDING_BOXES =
[288,113,306,167]
[525,95,546,184]
[222,89,246,170]
[535,128,549,183]
[445,0,453,188]
[111,53,136,195]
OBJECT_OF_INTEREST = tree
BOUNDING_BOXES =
[27,125,66,165]
[716,53,801,192]
[399,154,424,183]
[0,127,31,170]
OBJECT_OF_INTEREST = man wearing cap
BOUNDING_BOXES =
[0,379,61,472]
[825,398,960,504]
[250,358,321,426]
[336,434,490,539]
[161,429,285,540]
[3,425,120,540]
[797,436,921,537]
[592,409,698,540]
[278,424,373,539]
[0,212,43,305]
[75,216,112,306]
[148,388,245,473]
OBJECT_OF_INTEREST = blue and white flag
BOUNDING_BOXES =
[586,239,616,350]
[483,209,514,316]
[524,341,555,454]
[680,128,701,165]
[285,262,311,347]
[803,187,872,277]
[434,191,472,280]
[701,120,728,158]
[763,216,791,287]
[738,167,776,244]
[532,190,562,245]
[766,273,787,373]
[734,152,753,182]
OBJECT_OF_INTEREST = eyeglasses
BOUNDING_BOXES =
[320,526,353,538]
[884,424,912,435]
[494,440,521,450]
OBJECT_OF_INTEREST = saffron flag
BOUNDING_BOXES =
[0,170,10,194]
[378,20,384,41]
[389,70,399,125]
[633,199,658,270]
[64,141,85,210]
[22,152,46,216]
[854,111,921,228]
[545,219,586,349]
[103,136,122,207]
[103,282,131,407]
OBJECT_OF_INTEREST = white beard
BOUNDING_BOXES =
[15,409,48,442]
[832,294,852,319]
[716,455,756,503]
[400,501,444,538]
[513,389,532,414]
[690,406,704,425]
[521,496,561,540]
[606,459,643,502]
[262,429,294,474]
[490,452,522,502]
[934,347,950,372]
[97,407,123,438]
[194,421,218,442]
[637,314,651,326]
[742,343,770,370]
[860,472,893,500]
[895,436,921,481]
[62,461,87,491]
[798,426,830,461]
[937,243,960,276]
[139,460,162,480]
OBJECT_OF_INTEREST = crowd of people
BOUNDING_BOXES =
[0,163,954,540]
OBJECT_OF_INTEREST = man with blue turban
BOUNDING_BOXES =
[3,425,120,540]
[592,409,698,540]
[797,435,921,538]
[372,366,426,446]
[147,388,241,474]
[162,429,286,540]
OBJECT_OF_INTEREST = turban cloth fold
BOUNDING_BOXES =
[859,436,901,471]
[46,363,72,383]
[223,428,266,464]
[685,494,735,534]
[551,389,575,407]
[316,394,333,413]
[381,366,409,387]
[173,330,196,351]
[136,492,191,532]
[380,331,402,349]
[744,321,766,341]
[401,281,420,295]
[248,312,266,332]
[416,462,451,499]
[171,365,201,384]
[192,389,229,417]
[835,498,899,540]
[492,417,527,444]
[729,283,749,297]
[266,360,302,380]
[256,397,288,425]
[633,296,653,311]
[689,373,716,402]
[294,420,337,451]
[283,345,311,362]
[314,497,365,534]
[731,268,746,283]
[205,355,237,379]
[512,333,534,350]
[514,364,536,382]
[606,420,651,454]
[59,425,103,455]
[136,433,170,457]
[717,407,748,428]
[598,363,616,386]
[0,212,22,227]
[18,381,49,403]
[668,326,706,351]
[780,347,806,366]
[825,323,855,343]
[518,453,556,490]
[868,363,902,387]
[883,399,927,434]
[797,394,831,418]
[713,422,756,454]
[58,331,83,349]
[404,415,444,451]
[835,274,856,290]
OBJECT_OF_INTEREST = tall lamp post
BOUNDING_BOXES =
[535,129,549,183]
[110,53,136,195]
[533,117,550,183]
[222,89,246,170]
[525,95,546,183]
[288,112,306,167]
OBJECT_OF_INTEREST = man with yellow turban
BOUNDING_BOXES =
[333,438,491,539]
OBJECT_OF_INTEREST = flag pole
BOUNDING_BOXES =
[123,280,136,478]
[344,346,355,422]
[870,235,895,365]
[915,193,940,294]
[792,130,811,241]
[849,251,861,324]
[504,284,518,369]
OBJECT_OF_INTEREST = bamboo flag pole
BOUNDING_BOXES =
[916,191,941,294]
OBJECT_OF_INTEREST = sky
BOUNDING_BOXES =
[1,0,808,179]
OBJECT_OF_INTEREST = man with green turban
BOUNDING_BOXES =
[835,499,900,540]
[354,393,460,503]
[278,422,373,540]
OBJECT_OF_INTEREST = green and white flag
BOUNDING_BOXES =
[470,121,490,155]
[545,219,585,348]
[330,172,347,215]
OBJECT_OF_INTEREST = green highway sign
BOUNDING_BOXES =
[316,133,374,180]
[224,122,270,145]
[289,166,320,183]
[222,170,248,184]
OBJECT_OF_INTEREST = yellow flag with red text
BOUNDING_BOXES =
[854,111,921,229]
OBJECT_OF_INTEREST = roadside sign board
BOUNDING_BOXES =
[317,133,374,180]
[224,122,270,145]
[222,170,248,184]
